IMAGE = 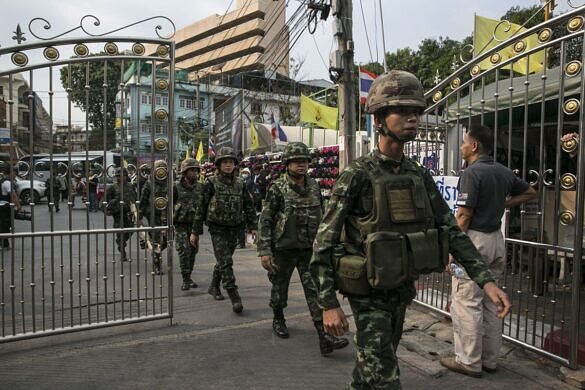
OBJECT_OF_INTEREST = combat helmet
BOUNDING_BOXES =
[365,70,426,114]
[180,158,200,174]
[215,146,238,166]
[282,142,311,164]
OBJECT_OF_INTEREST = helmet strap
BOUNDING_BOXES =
[377,123,410,143]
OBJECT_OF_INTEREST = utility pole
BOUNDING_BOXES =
[333,0,356,169]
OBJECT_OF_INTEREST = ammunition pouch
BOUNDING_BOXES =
[364,227,449,291]
[334,250,371,297]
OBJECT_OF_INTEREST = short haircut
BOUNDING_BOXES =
[466,124,494,154]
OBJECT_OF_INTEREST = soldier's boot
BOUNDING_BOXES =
[181,274,192,291]
[272,308,289,338]
[226,289,243,314]
[119,247,128,262]
[314,321,349,356]
[153,254,162,275]
[207,272,225,301]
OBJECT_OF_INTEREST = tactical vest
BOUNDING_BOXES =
[107,183,137,216]
[272,175,322,250]
[206,175,244,227]
[337,160,449,294]
[173,179,199,225]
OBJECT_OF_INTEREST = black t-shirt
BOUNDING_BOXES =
[456,156,530,233]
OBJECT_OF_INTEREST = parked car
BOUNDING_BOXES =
[13,177,47,203]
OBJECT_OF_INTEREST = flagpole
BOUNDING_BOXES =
[378,0,388,72]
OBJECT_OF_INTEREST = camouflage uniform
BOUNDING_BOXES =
[258,142,349,354]
[105,169,137,260]
[194,147,256,312]
[310,70,496,389]
[173,159,202,290]
[139,160,169,275]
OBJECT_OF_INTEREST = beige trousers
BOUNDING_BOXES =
[450,229,506,372]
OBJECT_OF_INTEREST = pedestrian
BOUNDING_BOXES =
[0,161,21,249]
[104,167,137,261]
[139,160,169,276]
[45,173,61,212]
[237,167,252,249]
[87,168,99,212]
[257,142,349,356]
[173,158,202,290]
[192,147,257,314]
[310,70,511,389]
[57,174,68,202]
[440,124,537,377]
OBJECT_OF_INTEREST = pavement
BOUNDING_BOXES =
[0,232,581,390]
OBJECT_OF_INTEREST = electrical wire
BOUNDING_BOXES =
[359,0,374,63]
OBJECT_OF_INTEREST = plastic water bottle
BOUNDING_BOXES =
[450,262,466,279]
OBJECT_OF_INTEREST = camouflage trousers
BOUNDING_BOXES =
[175,225,197,280]
[113,215,134,251]
[145,215,168,253]
[268,248,321,322]
[210,227,239,291]
[347,285,415,390]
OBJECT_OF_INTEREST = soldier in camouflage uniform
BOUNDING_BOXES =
[173,158,202,291]
[192,147,257,313]
[138,160,169,275]
[105,167,137,261]
[258,142,349,355]
[309,70,511,389]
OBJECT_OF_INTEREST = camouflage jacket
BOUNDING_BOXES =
[105,182,137,217]
[257,173,323,257]
[172,178,201,233]
[310,148,495,310]
[193,172,257,234]
[139,179,168,224]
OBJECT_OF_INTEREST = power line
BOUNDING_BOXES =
[359,0,374,63]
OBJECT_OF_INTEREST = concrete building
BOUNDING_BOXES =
[52,125,88,152]
[0,74,52,154]
[173,0,288,79]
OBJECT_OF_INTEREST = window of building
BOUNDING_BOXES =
[179,95,193,109]
[0,86,4,96]
[155,124,167,134]
[155,94,168,106]
[140,123,151,133]
[141,93,152,105]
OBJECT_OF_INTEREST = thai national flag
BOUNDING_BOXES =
[359,67,377,104]
[270,112,288,142]
[208,139,216,157]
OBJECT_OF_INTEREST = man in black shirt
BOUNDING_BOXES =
[441,124,537,377]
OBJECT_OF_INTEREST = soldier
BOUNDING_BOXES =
[105,167,137,261]
[191,147,257,313]
[310,70,511,389]
[257,142,349,356]
[139,160,169,276]
[173,158,202,291]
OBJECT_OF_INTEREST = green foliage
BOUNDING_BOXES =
[59,55,123,150]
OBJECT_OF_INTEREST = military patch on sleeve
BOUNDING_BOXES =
[456,192,468,206]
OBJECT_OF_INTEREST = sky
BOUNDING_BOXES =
[0,0,571,125]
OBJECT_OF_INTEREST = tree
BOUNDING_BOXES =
[60,55,122,150]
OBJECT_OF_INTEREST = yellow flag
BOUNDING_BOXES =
[300,94,338,130]
[250,120,260,149]
[195,140,203,161]
[474,15,545,75]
